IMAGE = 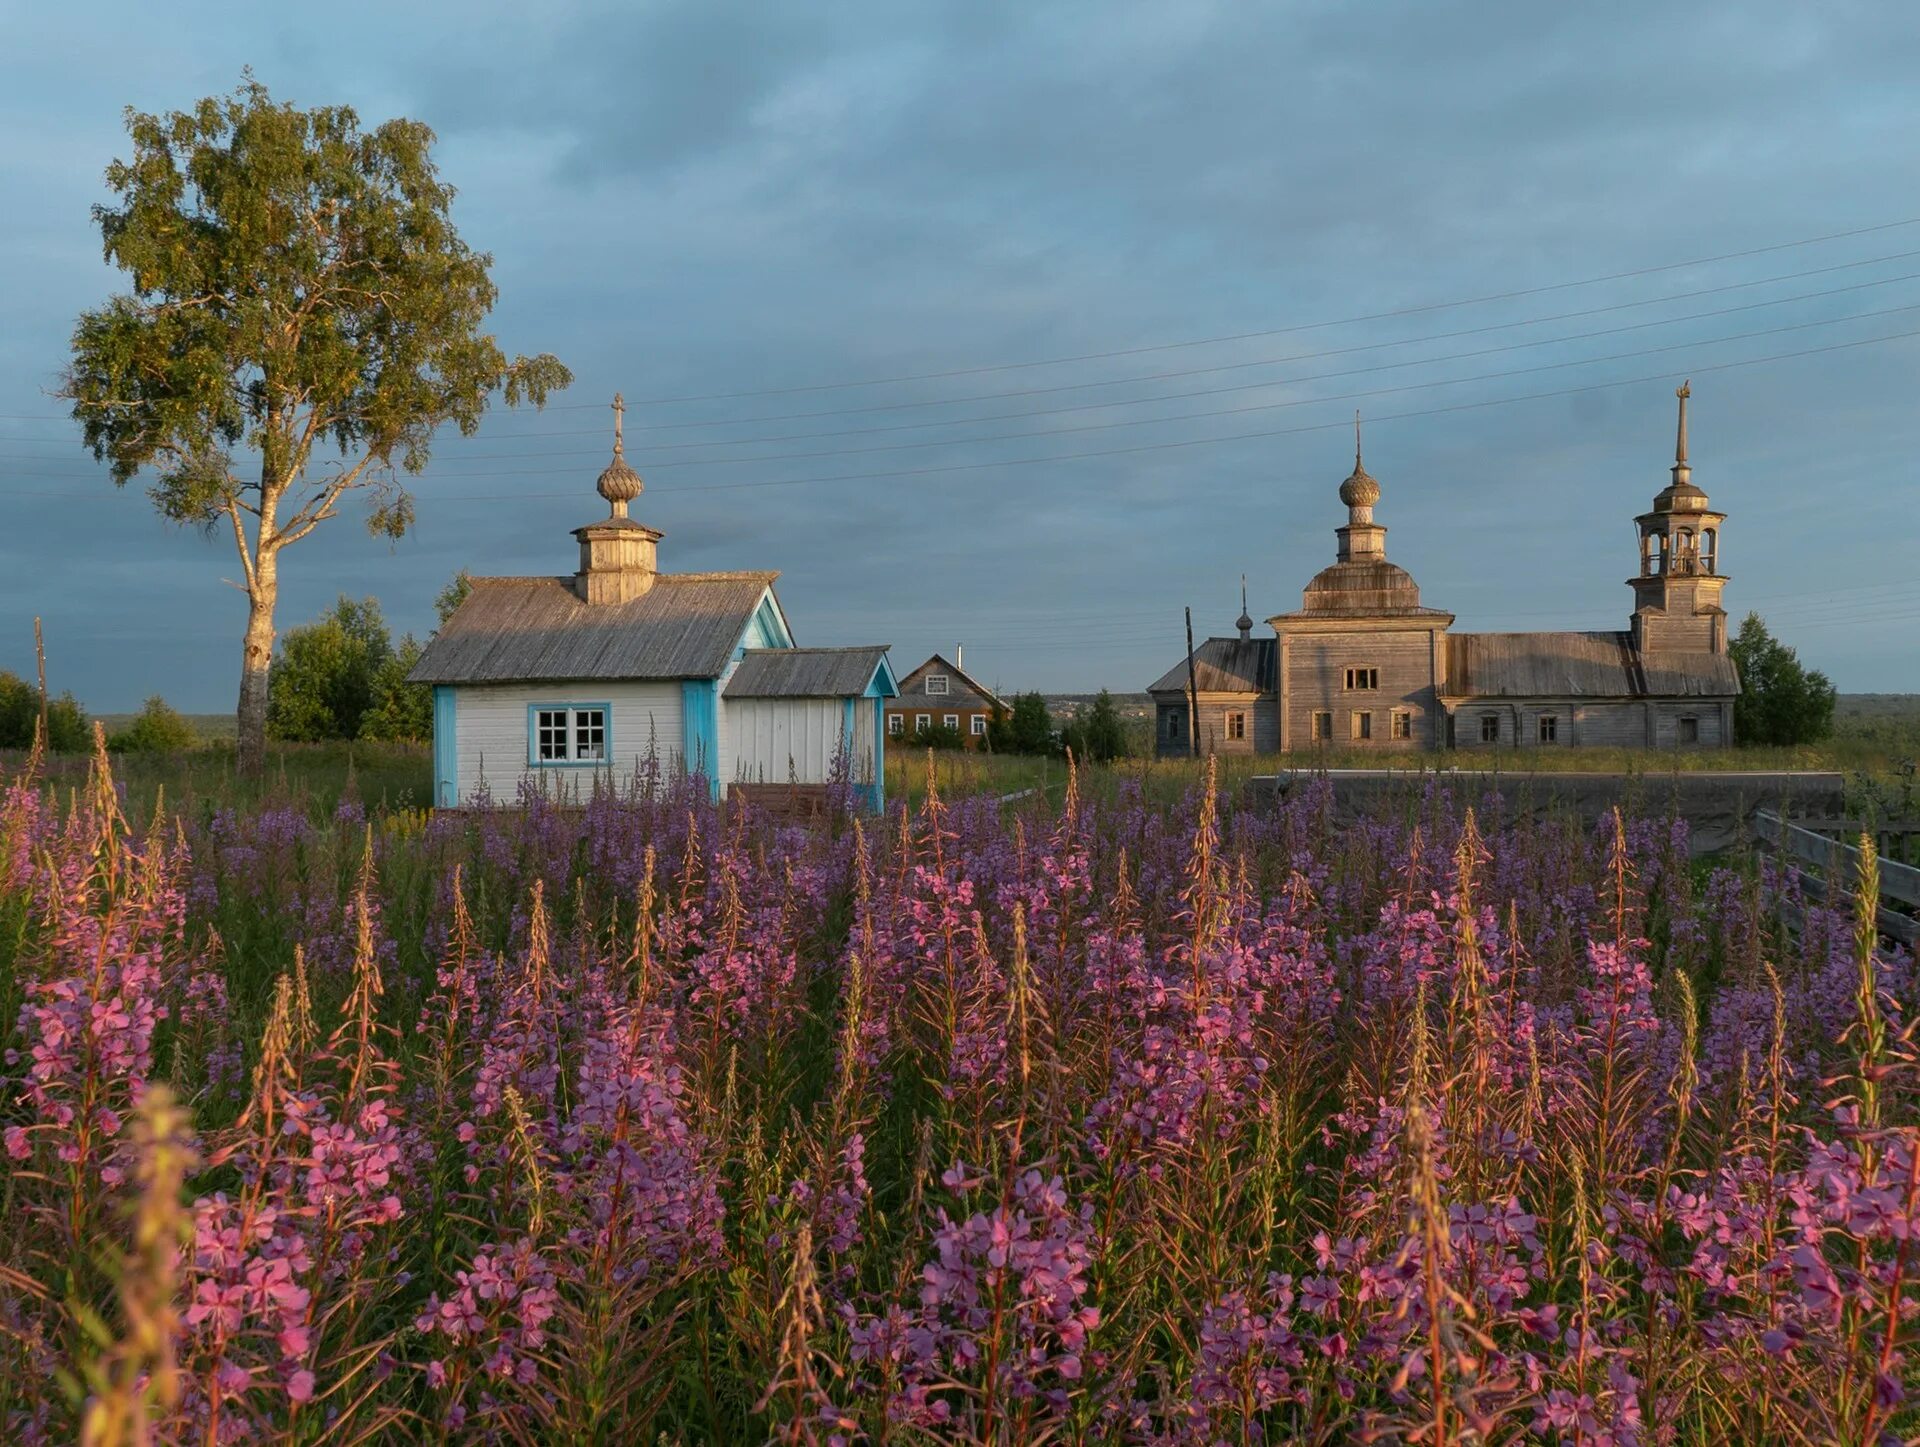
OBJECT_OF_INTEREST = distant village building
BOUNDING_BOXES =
[411,397,898,808]
[1150,385,1739,756]
[885,651,1006,749]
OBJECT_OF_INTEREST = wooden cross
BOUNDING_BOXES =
[612,392,626,453]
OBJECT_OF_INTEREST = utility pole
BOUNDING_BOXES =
[33,616,48,748]
[1183,606,1200,761]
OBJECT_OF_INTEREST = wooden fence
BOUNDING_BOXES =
[1752,811,1920,947]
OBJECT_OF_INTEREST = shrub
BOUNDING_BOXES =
[1730,611,1836,745]
[267,596,394,742]
[0,670,89,751]
[109,695,198,753]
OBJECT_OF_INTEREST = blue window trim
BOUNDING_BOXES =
[432,687,457,807]
[525,701,614,768]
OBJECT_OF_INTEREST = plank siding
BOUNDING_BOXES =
[1279,629,1441,752]
[452,682,683,804]
[727,698,847,786]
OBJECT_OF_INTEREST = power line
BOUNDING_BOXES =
[529,216,1920,405]
[14,254,1907,471]
[14,294,1915,488]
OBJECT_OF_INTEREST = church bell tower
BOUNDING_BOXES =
[1629,382,1728,654]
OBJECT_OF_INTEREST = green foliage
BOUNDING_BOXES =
[1060,689,1129,763]
[267,597,394,742]
[108,695,198,753]
[1729,612,1836,746]
[359,636,432,744]
[66,78,572,522]
[435,571,474,627]
[906,722,966,752]
[998,691,1054,756]
[0,672,89,752]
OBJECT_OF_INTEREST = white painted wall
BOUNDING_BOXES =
[452,682,683,804]
[725,697,859,786]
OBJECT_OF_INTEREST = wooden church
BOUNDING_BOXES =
[1150,384,1740,756]
[410,398,898,808]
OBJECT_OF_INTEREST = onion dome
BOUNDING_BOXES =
[1236,574,1254,640]
[1339,410,1380,509]
[596,393,644,517]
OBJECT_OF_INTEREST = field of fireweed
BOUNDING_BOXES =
[1,734,1916,1446]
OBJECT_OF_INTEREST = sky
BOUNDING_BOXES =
[1,0,1917,711]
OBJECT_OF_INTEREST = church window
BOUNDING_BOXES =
[1312,711,1333,742]
[1351,710,1373,741]
[1537,714,1559,743]
[1391,710,1412,740]
[1344,667,1379,691]
[1678,716,1699,744]
[1163,709,1184,741]
[1226,711,1246,741]
[925,674,949,695]
[1480,714,1500,743]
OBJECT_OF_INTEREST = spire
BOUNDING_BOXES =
[1667,379,1698,493]
[595,391,644,517]
[1236,573,1253,640]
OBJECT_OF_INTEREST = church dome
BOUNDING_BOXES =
[597,452,642,507]
[1338,464,1380,509]
[1301,559,1425,615]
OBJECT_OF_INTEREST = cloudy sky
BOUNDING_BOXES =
[2,0,1917,710]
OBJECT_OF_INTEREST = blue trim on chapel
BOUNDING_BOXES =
[681,680,721,800]
[432,687,457,807]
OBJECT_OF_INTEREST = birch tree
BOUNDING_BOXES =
[65,79,570,774]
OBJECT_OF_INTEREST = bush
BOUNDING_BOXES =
[0,670,89,751]
[359,637,432,744]
[1059,689,1128,763]
[905,723,966,752]
[1729,612,1836,746]
[268,596,395,742]
[109,695,198,753]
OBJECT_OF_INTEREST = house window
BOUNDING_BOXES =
[1678,716,1699,744]
[531,706,607,764]
[1480,714,1500,744]
[1391,710,1412,740]
[887,714,904,736]
[1537,714,1559,743]
[971,715,988,736]
[1163,709,1185,741]
[943,714,959,730]
[1226,711,1246,741]
[1344,667,1379,691]
[1312,711,1333,742]
[1351,710,1373,741]
[925,674,949,696]
[916,713,931,731]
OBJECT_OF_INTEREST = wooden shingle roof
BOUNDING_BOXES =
[1444,631,1739,699]
[408,573,777,685]
[1147,638,1277,696]
[725,647,893,699]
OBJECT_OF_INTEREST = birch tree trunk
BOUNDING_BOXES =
[237,549,278,778]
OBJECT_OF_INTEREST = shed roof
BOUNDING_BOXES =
[1444,631,1739,700]
[725,647,894,699]
[409,573,778,685]
[1148,637,1277,696]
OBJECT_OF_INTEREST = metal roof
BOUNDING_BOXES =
[408,573,777,685]
[1444,631,1739,699]
[725,647,893,698]
[1148,637,1277,695]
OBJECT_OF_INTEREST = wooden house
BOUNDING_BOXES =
[885,652,1006,749]
[1151,386,1740,756]
[410,398,898,809]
